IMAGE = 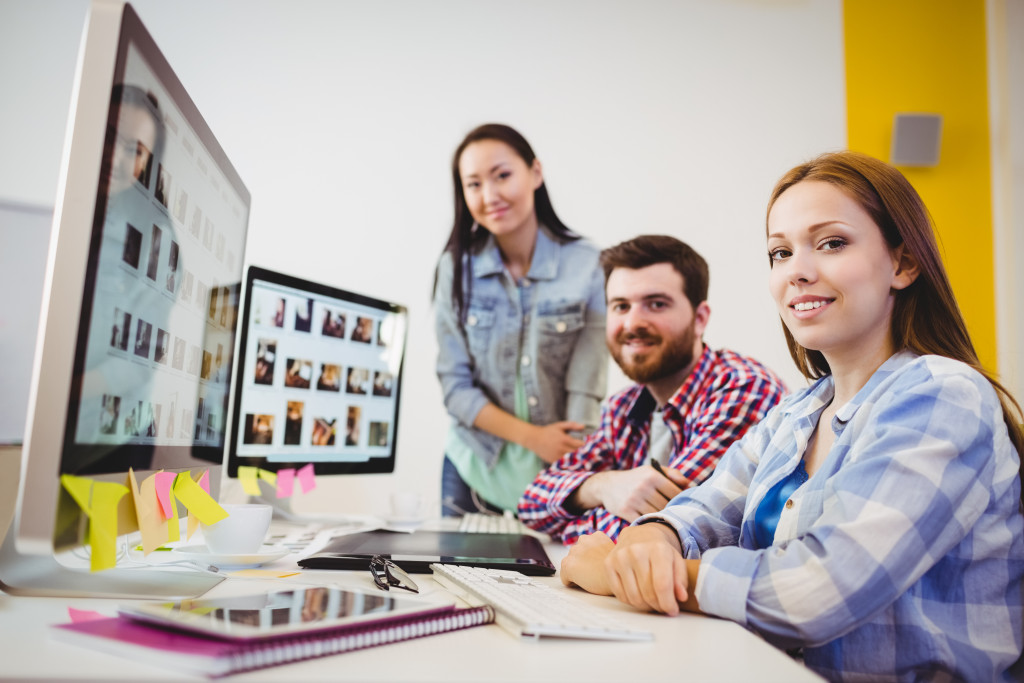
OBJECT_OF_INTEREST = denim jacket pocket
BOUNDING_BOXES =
[464,305,497,358]
[536,302,585,368]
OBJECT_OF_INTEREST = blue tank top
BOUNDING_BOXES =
[753,460,809,549]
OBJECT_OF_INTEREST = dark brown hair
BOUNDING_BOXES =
[599,234,708,309]
[767,150,1024,478]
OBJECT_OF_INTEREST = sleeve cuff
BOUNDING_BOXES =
[694,545,759,627]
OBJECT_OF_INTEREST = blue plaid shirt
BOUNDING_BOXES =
[644,351,1024,681]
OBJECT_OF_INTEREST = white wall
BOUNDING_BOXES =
[0,0,844,516]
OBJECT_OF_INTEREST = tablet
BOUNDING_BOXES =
[118,585,454,641]
[297,530,556,576]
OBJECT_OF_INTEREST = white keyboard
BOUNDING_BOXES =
[457,512,533,535]
[430,563,653,641]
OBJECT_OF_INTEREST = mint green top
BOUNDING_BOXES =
[444,372,545,512]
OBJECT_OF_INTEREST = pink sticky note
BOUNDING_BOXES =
[68,608,108,623]
[296,463,316,494]
[276,468,295,498]
[154,471,177,520]
[197,469,210,494]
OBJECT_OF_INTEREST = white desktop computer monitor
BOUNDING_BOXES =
[0,0,250,598]
[224,267,408,511]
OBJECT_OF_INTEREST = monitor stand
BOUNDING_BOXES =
[0,526,223,600]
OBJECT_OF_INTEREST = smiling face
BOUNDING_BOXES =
[767,180,917,370]
[605,263,709,400]
[457,139,543,240]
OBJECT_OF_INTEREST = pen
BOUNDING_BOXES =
[650,459,673,481]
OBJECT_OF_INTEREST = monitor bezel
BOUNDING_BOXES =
[226,265,407,478]
[12,0,250,556]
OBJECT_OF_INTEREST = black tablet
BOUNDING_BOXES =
[298,530,556,576]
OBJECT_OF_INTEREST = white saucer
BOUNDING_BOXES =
[172,545,290,568]
[380,513,426,526]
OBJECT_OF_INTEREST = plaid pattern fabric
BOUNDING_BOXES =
[650,351,1024,681]
[518,345,786,544]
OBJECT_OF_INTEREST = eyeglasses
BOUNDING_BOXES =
[369,555,419,593]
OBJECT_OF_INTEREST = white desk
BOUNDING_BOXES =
[0,522,821,683]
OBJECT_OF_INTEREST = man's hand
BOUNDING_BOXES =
[526,421,585,463]
[571,465,688,522]
[606,523,692,616]
[560,531,615,595]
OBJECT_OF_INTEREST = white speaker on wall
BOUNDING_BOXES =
[891,113,943,167]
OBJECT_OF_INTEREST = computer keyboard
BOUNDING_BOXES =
[457,512,533,535]
[430,563,653,641]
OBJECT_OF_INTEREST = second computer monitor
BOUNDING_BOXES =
[227,266,407,479]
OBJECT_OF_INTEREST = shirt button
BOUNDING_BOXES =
[784,499,794,509]
[523,280,532,288]
[527,396,539,407]
[555,321,567,333]
[467,315,477,326]
[521,356,531,367]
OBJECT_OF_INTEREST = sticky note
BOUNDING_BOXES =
[61,474,128,571]
[153,471,178,520]
[128,469,170,555]
[276,468,295,498]
[237,466,262,496]
[257,468,277,487]
[297,463,316,493]
[231,569,301,579]
[68,608,107,623]
[174,470,227,538]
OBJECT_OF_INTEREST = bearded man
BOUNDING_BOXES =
[518,235,786,544]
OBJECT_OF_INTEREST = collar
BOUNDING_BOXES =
[472,224,561,281]
[781,349,920,429]
[625,345,714,426]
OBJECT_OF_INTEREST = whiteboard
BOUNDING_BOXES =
[0,200,52,444]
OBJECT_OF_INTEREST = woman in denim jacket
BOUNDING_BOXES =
[433,124,608,515]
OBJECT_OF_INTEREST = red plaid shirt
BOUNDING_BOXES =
[518,345,786,544]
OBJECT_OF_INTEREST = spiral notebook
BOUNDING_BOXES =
[52,603,494,678]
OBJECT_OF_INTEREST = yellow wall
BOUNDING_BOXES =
[844,0,996,372]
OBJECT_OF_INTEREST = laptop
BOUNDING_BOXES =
[298,530,556,576]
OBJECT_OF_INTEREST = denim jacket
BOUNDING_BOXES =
[434,226,608,468]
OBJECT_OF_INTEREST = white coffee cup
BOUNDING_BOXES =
[201,503,272,555]
[390,491,423,519]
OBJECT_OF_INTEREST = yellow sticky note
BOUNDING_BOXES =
[128,469,170,555]
[88,481,128,571]
[237,466,262,496]
[257,468,277,487]
[60,474,93,512]
[174,471,228,535]
[230,569,302,579]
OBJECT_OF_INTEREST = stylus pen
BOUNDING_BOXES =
[650,459,673,481]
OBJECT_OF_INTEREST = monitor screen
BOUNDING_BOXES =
[9,0,249,570]
[227,267,407,478]
[64,18,247,477]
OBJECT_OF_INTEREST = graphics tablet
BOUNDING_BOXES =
[118,585,453,641]
[298,530,556,576]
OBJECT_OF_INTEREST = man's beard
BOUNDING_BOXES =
[610,320,696,385]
